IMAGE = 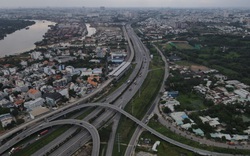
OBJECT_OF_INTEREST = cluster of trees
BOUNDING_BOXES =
[175,35,250,85]
[0,19,35,40]
[190,103,250,135]
[165,69,204,94]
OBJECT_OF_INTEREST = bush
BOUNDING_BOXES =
[163,107,172,114]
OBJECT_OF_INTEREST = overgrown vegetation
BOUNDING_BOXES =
[164,35,250,85]
[148,119,250,155]
[0,19,35,40]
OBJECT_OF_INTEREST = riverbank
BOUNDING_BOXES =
[0,19,35,40]
[0,20,56,58]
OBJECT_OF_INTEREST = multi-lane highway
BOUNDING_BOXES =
[1,24,247,156]
[0,79,113,142]
[104,24,151,156]
[0,119,100,156]
[32,24,148,156]
[6,102,242,156]
[45,104,247,156]
[0,23,150,156]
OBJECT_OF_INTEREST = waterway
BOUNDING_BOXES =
[86,23,96,37]
[0,20,56,58]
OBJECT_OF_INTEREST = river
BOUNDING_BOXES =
[86,23,96,37]
[0,20,56,58]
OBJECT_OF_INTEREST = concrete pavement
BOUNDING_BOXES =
[0,119,100,156]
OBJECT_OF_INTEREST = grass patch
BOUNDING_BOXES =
[169,42,194,50]
[99,144,107,156]
[99,123,113,156]
[176,93,206,111]
[211,65,239,77]
[136,131,196,156]
[242,115,250,123]
[165,44,173,50]
[175,60,196,66]
[13,126,70,156]
[148,119,250,155]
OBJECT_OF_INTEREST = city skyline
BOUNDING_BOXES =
[0,0,250,8]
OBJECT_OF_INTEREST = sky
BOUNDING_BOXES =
[0,0,250,8]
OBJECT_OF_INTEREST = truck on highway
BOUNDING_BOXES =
[9,146,22,155]
[227,142,235,146]
[38,129,49,137]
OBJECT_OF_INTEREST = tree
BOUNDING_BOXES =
[92,78,98,83]
[0,107,10,115]
[82,76,88,81]
[69,89,76,98]
[10,108,18,117]
[13,91,21,97]
[163,107,172,114]
[203,99,214,107]
[16,119,25,125]
[72,74,79,83]
[183,118,190,124]
[153,114,158,121]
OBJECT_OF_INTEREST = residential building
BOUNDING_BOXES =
[28,89,42,100]
[42,92,63,107]
[0,113,13,128]
[24,97,45,110]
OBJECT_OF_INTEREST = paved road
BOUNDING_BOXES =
[0,119,100,156]
[124,24,152,156]
[54,103,244,156]
[23,103,247,156]
[104,24,150,156]
[4,101,248,156]
[2,26,247,156]
[36,23,147,156]
[33,26,247,156]
[31,126,79,156]
[0,79,113,142]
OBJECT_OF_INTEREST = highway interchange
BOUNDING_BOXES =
[0,25,248,156]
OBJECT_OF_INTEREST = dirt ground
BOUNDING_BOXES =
[190,65,210,72]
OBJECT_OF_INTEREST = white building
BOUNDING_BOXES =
[31,51,42,60]
[92,68,102,75]
[65,66,75,75]
[24,97,45,110]
[0,113,13,128]
[29,107,50,119]
[199,116,220,128]
[170,112,189,125]
[81,68,93,76]
[234,89,250,99]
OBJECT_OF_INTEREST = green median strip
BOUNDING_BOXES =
[113,47,165,156]
[13,126,70,156]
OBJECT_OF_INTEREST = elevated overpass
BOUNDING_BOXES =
[4,103,241,156]
[0,119,100,156]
